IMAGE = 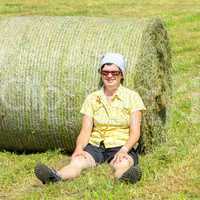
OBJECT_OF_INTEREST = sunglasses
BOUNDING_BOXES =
[100,70,121,77]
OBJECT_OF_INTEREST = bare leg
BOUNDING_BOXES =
[58,151,96,180]
[109,154,134,178]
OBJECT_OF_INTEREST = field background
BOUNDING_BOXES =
[0,0,199,199]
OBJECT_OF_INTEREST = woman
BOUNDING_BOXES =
[35,53,146,184]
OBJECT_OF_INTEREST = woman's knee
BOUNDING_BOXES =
[71,151,96,169]
[110,154,134,170]
[111,157,133,178]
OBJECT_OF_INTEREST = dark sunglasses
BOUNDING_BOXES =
[100,70,121,77]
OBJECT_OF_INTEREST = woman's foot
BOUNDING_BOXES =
[119,165,142,184]
[34,162,62,184]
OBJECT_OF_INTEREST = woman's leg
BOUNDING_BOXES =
[109,153,142,184]
[58,151,96,180]
[109,154,134,178]
[34,150,96,184]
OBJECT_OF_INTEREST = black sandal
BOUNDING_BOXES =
[34,162,62,184]
[119,165,142,184]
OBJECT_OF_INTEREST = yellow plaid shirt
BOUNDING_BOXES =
[80,85,146,148]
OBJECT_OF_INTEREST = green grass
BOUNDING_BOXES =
[0,0,200,199]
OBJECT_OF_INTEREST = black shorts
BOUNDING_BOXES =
[84,143,139,165]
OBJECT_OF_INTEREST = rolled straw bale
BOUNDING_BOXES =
[0,16,172,153]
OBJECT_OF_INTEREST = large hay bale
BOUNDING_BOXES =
[0,16,172,153]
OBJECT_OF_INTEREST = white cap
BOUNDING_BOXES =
[100,53,126,76]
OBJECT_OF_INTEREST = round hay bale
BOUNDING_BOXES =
[0,16,172,153]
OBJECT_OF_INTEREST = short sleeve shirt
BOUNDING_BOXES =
[80,85,146,148]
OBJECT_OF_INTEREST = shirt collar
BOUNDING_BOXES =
[98,84,124,101]
[114,84,124,100]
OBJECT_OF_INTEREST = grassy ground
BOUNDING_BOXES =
[0,0,199,199]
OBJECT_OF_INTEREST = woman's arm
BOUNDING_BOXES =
[112,110,142,164]
[72,114,93,158]
[122,110,142,152]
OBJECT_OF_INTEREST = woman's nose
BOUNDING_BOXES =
[107,72,113,77]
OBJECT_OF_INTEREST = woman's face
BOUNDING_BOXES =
[100,64,123,88]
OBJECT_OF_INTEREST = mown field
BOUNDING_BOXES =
[0,0,199,199]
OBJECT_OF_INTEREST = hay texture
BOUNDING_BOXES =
[0,16,172,153]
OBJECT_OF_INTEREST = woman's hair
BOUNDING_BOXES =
[98,63,124,88]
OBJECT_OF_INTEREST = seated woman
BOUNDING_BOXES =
[34,53,146,184]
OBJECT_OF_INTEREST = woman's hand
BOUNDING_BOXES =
[111,150,129,165]
[71,147,88,159]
